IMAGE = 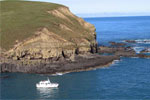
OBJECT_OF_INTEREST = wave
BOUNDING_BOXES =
[123,39,150,44]
[110,59,121,66]
[132,47,145,53]
[113,60,120,63]
[51,72,71,76]
[135,39,150,44]
[52,73,64,76]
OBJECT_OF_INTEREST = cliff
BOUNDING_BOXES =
[0,1,97,61]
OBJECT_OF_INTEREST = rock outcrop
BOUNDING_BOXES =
[1,1,97,62]
[0,1,102,74]
[98,42,150,58]
[0,54,120,74]
[140,48,150,53]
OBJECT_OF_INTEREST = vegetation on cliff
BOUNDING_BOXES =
[0,0,96,51]
[0,0,97,60]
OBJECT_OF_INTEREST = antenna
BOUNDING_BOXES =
[47,77,51,83]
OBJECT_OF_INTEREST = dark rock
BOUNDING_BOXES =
[140,48,150,53]
[91,42,98,53]
[0,54,120,74]
[98,46,134,54]
[137,54,150,58]
[75,48,79,55]
[115,51,136,57]
[109,42,126,47]
[125,40,136,43]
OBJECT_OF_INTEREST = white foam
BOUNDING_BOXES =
[135,39,150,44]
[133,47,145,53]
[52,73,65,76]
[111,59,121,66]
[114,60,120,62]
[123,39,150,44]
[56,73,63,76]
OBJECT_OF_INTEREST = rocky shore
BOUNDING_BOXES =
[1,1,100,74]
[0,54,119,74]
[1,41,150,74]
[1,1,150,75]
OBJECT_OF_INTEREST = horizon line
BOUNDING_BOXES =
[81,15,150,18]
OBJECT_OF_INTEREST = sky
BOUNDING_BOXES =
[31,0,150,17]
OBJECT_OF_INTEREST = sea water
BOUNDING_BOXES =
[1,16,150,100]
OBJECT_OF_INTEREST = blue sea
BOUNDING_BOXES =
[1,16,150,100]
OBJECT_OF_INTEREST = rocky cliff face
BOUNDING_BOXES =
[1,2,97,61]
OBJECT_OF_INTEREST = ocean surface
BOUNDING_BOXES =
[1,16,150,100]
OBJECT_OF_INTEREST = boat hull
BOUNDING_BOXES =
[36,84,59,88]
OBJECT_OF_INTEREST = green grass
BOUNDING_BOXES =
[0,0,95,50]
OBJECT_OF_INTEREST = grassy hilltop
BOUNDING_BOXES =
[0,0,95,51]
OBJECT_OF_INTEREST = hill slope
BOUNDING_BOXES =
[0,1,97,60]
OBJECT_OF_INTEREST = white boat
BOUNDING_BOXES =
[36,78,59,88]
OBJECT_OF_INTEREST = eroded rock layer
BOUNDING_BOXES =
[1,1,97,61]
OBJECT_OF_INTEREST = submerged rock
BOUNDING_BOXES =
[109,42,126,47]
[137,54,150,58]
[98,42,150,58]
[140,48,150,53]
[125,40,136,43]
[98,45,135,56]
